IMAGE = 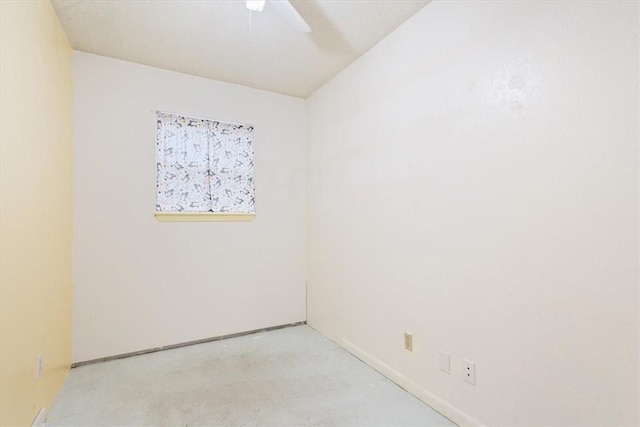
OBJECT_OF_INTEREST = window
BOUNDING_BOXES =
[155,112,255,215]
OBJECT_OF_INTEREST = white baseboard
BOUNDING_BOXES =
[32,407,47,427]
[342,338,483,427]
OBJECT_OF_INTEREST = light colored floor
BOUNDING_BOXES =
[48,325,455,426]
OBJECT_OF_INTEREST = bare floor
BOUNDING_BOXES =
[48,326,455,426]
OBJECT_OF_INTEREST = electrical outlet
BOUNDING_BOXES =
[36,354,43,380]
[463,359,476,385]
[439,351,450,374]
[404,332,413,352]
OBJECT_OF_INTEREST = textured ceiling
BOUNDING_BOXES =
[51,0,430,98]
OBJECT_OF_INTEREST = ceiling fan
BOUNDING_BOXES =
[245,0,311,33]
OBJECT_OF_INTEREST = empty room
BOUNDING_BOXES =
[1,0,638,426]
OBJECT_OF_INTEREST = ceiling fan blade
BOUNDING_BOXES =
[271,0,311,33]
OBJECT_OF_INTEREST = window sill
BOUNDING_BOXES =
[154,212,256,222]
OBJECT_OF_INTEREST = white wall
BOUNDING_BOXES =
[307,1,639,426]
[73,52,306,362]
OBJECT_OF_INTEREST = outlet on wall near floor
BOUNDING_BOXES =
[439,351,450,374]
[36,353,43,380]
[463,359,475,385]
[404,332,413,352]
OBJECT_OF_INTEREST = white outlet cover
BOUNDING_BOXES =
[36,354,43,380]
[439,351,450,374]
[463,358,476,385]
[404,332,413,351]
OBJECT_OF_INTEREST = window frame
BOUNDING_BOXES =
[154,111,256,222]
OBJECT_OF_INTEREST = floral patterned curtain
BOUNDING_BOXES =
[156,112,255,213]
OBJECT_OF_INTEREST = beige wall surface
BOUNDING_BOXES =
[0,0,74,425]
[72,53,306,363]
[307,1,639,425]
